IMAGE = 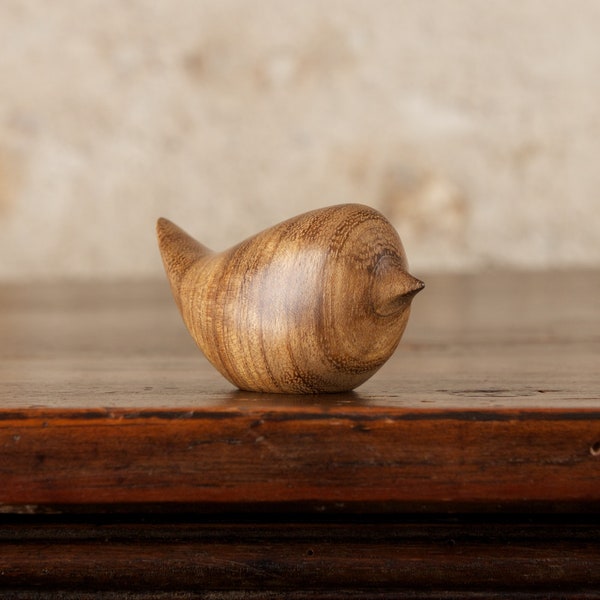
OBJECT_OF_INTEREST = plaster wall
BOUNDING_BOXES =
[1,1,599,280]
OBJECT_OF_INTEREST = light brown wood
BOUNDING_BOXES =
[156,204,424,394]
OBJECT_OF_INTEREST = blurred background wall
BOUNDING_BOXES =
[1,0,599,281]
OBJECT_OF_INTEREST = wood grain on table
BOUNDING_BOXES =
[1,270,599,511]
[1,271,600,597]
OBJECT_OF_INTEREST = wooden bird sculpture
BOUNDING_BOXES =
[157,204,424,394]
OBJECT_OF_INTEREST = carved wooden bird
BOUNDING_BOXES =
[157,204,423,393]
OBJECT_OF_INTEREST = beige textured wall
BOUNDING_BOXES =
[1,0,599,281]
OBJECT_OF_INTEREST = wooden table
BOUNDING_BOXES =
[1,270,599,598]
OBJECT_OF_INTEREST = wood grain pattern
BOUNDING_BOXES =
[1,403,600,509]
[1,270,600,595]
[157,204,424,393]
[0,270,599,512]
[1,519,599,596]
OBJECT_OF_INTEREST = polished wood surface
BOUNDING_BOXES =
[2,269,598,409]
[157,204,423,393]
[1,270,599,510]
[1,270,599,596]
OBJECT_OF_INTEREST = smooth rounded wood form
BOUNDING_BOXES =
[157,204,424,393]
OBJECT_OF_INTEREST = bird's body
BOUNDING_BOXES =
[157,204,423,394]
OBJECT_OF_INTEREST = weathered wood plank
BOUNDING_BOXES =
[1,271,599,410]
[1,404,600,507]
[1,519,599,594]
[0,271,599,511]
